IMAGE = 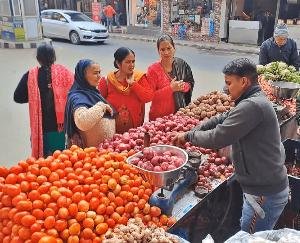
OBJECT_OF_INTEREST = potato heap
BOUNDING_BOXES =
[176,91,234,121]
[103,218,179,243]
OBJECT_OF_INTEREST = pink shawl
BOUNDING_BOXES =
[27,64,74,158]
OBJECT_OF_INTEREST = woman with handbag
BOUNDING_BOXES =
[98,47,153,134]
[147,34,195,121]
[14,44,74,158]
[64,59,115,148]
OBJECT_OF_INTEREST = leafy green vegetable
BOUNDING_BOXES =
[257,62,300,84]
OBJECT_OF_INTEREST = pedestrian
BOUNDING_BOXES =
[64,59,115,148]
[14,44,74,158]
[103,4,116,32]
[98,47,153,134]
[147,34,194,121]
[259,23,299,70]
[172,58,289,234]
[115,1,122,28]
[100,7,107,26]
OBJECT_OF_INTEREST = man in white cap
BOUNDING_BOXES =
[259,23,299,70]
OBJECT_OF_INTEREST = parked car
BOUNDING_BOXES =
[41,9,108,44]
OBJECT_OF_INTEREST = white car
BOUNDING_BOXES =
[41,9,109,44]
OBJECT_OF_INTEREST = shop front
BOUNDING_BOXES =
[0,0,42,42]
[161,0,222,42]
[278,0,300,47]
[220,0,300,46]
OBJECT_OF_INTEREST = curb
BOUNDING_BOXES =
[0,38,52,49]
[109,34,259,55]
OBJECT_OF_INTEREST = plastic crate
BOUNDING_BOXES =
[283,139,300,211]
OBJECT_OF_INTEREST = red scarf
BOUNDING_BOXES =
[28,64,74,158]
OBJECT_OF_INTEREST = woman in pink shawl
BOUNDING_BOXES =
[14,44,74,158]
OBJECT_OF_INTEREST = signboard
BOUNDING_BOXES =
[13,17,25,41]
[92,2,100,23]
[1,16,15,41]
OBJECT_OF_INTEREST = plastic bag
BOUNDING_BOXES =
[202,234,215,243]
[225,228,300,243]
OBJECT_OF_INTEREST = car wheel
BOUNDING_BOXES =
[69,31,81,45]
[98,41,104,44]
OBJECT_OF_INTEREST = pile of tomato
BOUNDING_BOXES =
[0,146,176,243]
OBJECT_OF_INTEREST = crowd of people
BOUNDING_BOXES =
[14,33,194,156]
[14,23,300,235]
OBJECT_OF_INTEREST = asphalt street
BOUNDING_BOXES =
[0,38,258,166]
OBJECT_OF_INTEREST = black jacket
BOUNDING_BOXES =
[259,37,299,70]
[14,67,57,132]
[170,57,195,110]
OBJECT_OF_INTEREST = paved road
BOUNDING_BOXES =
[0,38,258,166]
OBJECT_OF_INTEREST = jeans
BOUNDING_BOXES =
[240,186,289,233]
[115,13,122,27]
[106,17,113,32]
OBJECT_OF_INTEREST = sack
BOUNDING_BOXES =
[67,132,84,148]
[115,105,133,134]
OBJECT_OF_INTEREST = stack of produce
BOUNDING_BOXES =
[103,218,179,243]
[130,147,186,172]
[176,91,234,121]
[257,62,300,84]
[197,150,234,191]
[286,164,300,177]
[258,76,296,114]
[0,146,175,242]
[99,114,201,154]
[99,114,235,192]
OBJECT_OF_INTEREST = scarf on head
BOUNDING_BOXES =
[107,70,145,95]
[28,64,74,158]
[64,59,114,140]
[235,84,262,105]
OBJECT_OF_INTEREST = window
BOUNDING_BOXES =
[64,12,92,22]
[41,11,52,19]
[52,12,66,22]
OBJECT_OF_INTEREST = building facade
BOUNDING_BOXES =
[41,0,223,42]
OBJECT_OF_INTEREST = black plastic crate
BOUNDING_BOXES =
[283,139,300,211]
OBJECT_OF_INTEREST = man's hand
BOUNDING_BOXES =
[172,132,187,147]
[297,126,300,136]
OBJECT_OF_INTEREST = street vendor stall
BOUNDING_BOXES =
[0,67,300,242]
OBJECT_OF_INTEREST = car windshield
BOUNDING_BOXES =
[65,12,92,22]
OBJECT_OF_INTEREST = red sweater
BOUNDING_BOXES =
[98,73,153,129]
[147,62,175,121]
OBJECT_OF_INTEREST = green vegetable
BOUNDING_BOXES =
[259,61,300,84]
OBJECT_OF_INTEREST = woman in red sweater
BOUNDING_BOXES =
[99,47,153,133]
[147,34,195,121]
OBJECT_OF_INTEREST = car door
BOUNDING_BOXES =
[50,12,70,39]
[41,11,53,37]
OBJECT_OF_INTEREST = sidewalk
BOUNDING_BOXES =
[109,32,260,55]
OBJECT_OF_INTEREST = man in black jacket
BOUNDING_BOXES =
[259,23,299,70]
[173,58,289,233]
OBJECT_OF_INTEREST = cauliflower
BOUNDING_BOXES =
[256,65,265,74]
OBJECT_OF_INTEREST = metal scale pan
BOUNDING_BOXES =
[126,145,189,188]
